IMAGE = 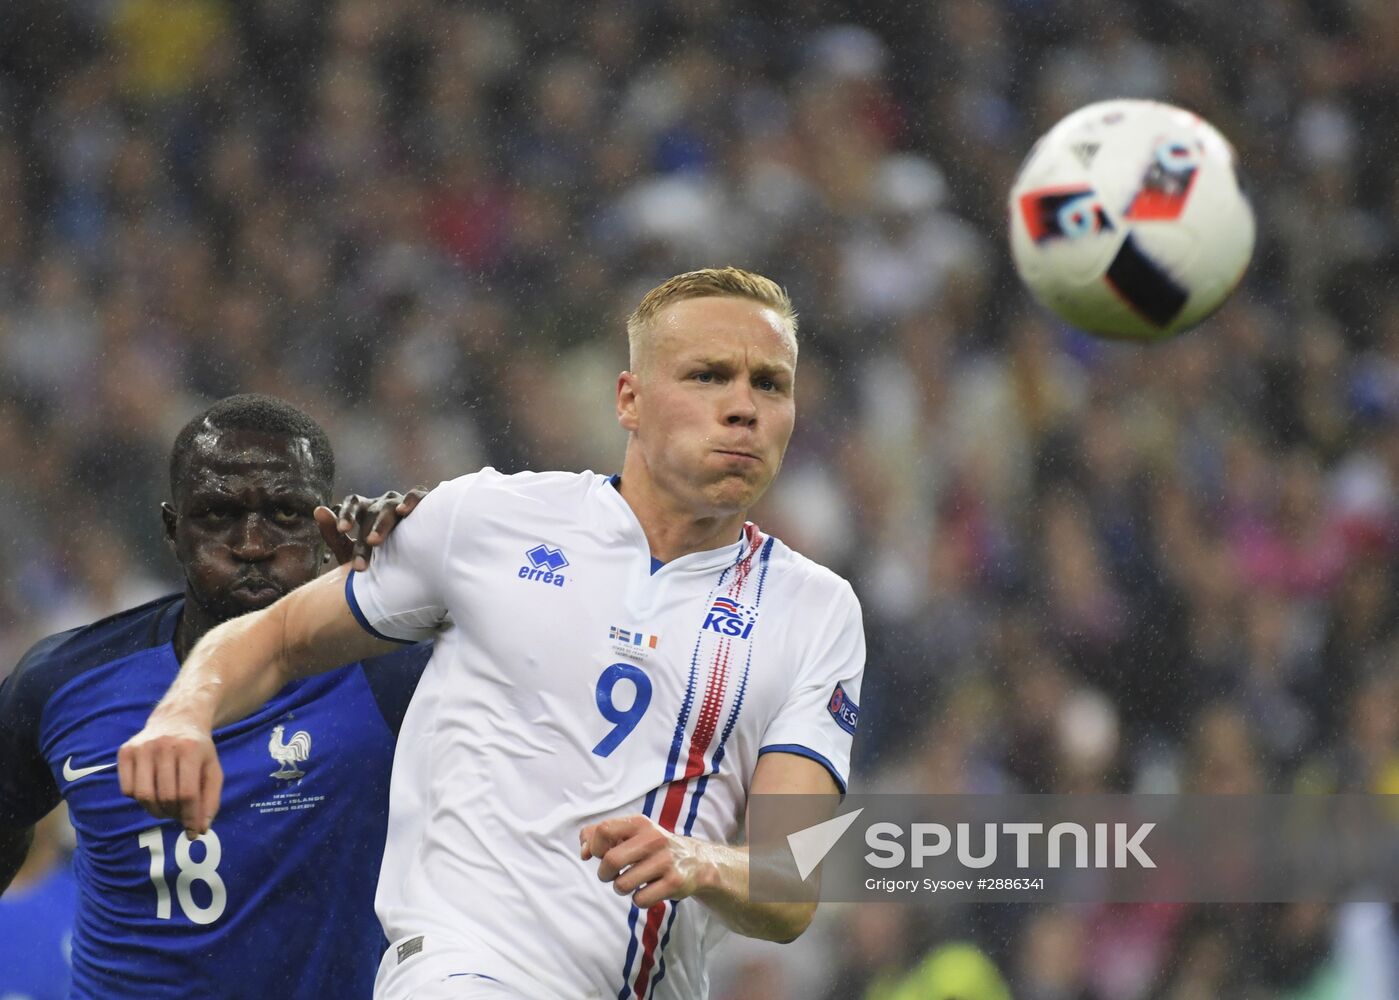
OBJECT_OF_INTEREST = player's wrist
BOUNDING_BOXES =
[149,691,216,735]
[685,842,726,899]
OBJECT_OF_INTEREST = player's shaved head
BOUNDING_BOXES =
[627,266,798,375]
[169,394,334,503]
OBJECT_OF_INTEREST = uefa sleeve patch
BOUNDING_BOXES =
[827,683,859,735]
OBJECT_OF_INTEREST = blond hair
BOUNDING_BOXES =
[626,266,798,370]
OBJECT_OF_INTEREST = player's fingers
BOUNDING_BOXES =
[195,755,223,839]
[347,505,371,569]
[118,744,134,798]
[183,755,212,839]
[595,816,646,843]
[364,505,393,546]
[337,494,365,534]
[178,752,200,838]
[633,873,684,910]
[398,487,429,514]
[129,746,158,816]
[586,821,630,863]
[155,746,180,816]
[599,834,659,883]
[315,506,354,565]
[613,855,669,896]
[596,855,619,882]
[335,495,371,570]
[180,799,200,838]
[583,831,612,866]
[176,752,201,828]
[587,821,614,847]
[353,507,376,545]
[314,503,352,559]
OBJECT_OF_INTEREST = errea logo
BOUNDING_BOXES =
[520,543,568,588]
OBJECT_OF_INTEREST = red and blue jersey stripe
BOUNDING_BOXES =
[616,527,773,1000]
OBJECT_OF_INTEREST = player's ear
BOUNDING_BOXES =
[617,371,641,432]
[160,501,178,549]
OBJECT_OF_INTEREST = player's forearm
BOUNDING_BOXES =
[690,841,816,943]
[151,603,299,731]
[156,568,382,730]
[0,823,34,894]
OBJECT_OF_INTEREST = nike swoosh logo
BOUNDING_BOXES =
[62,757,117,782]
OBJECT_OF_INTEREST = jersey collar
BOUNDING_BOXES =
[601,474,751,574]
[150,596,184,649]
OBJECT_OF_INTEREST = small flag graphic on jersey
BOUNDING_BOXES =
[609,626,659,649]
[702,596,758,639]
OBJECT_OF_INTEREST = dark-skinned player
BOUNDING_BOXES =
[0,393,429,999]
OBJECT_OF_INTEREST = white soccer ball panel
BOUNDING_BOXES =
[1008,99,1255,340]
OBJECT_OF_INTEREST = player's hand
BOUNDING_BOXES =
[580,815,708,909]
[314,487,428,571]
[118,714,223,840]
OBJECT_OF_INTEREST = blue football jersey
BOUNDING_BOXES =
[0,595,430,999]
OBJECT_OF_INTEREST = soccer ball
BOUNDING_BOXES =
[1008,99,1255,340]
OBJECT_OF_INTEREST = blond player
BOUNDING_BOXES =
[119,268,866,1000]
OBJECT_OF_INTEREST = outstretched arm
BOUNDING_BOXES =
[580,751,837,943]
[118,565,397,837]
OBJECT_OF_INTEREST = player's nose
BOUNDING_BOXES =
[721,383,759,427]
[230,516,276,561]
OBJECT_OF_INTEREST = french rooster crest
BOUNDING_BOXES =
[268,724,312,780]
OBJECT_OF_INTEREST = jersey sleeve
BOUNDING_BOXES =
[758,581,866,794]
[0,638,65,827]
[346,475,475,643]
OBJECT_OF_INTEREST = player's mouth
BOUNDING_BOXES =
[714,449,762,464]
[231,578,284,604]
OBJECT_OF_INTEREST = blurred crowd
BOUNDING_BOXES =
[1,0,1397,997]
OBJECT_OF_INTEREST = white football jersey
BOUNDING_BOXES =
[347,469,865,1000]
